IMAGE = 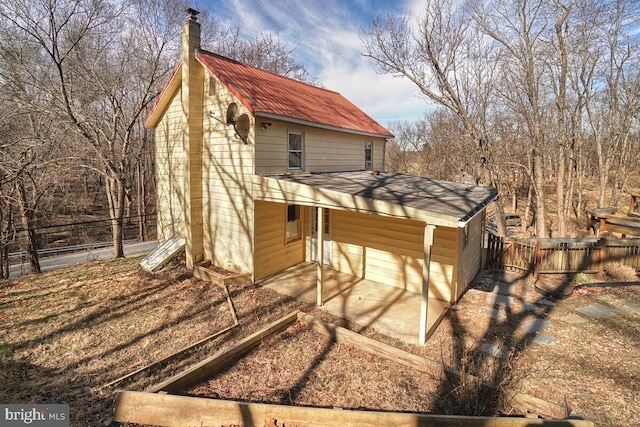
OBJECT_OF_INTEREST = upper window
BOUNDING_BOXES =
[288,131,304,170]
[364,141,373,170]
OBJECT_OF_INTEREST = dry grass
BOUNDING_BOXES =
[188,321,441,413]
[2,257,638,426]
[436,270,640,427]
[605,262,639,282]
[0,257,309,425]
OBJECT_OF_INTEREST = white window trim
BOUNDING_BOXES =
[286,204,301,243]
[364,141,373,171]
[288,130,304,171]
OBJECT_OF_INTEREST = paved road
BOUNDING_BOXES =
[9,241,158,278]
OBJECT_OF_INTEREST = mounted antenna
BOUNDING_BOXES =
[225,103,248,144]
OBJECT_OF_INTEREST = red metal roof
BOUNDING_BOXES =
[196,51,393,138]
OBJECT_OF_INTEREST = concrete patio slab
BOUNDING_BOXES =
[492,282,515,296]
[531,334,559,346]
[520,317,552,335]
[619,299,640,314]
[559,313,588,324]
[486,293,515,308]
[258,263,450,345]
[577,303,621,318]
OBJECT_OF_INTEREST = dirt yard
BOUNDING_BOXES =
[1,256,638,426]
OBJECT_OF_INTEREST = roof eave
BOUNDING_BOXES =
[253,175,464,228]
[144,61,183,128]
[255,112,394,139]
[457,189,500,227]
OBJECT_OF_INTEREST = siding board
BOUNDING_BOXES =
[255,121,386,174]
[201,73,254,273]
[254,201,305,279]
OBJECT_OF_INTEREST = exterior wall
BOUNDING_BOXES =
[430,226,458,302]
[155,87,187,242]
[201,71,255,274]
[329,210,460,298]
[331,210,425,293]
[254,201,306,279]
[456,212,484,299]
[255,120,386,174]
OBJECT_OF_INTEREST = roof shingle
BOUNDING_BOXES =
[273,171,498,222]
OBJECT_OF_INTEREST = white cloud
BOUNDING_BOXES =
[205,0,430,123]
[320,60,425,124]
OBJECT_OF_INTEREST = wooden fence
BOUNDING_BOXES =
[485,234,640,274]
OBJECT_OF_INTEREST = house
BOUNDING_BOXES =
[145,10,498,344]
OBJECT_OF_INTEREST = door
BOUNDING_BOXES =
[310,207,332,265]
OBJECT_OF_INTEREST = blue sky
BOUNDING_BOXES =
[201,0,428,125]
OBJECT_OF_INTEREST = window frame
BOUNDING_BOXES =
[288,131,304,171]
[286,204,301,243]
[364,141,373,170]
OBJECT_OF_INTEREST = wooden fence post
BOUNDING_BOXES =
[534,240,541,278]
[594,238,606,274]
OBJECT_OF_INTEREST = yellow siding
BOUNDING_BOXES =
[456,213,484,299]
[331,211,459,297]
[255,121,387,174]
[332,210,425,293]
[155,87,187,242]
[254,201,305,279]
[201,72,255,273]
[430,226,458,302]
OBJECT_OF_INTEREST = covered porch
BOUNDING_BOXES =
[257,262,450,346]
[252,171,498,345]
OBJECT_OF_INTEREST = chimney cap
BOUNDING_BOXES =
[186,8,200,21]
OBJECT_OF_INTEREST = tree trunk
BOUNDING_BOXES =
[15,180,41,274]
[106,175,125,258]
[533,149,547,238]
[493,195,508,237]
[1,245,8,279]
[136,161,147,242]
[556,145,567,238]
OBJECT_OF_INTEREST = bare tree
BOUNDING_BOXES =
[0,0,189,257]
[362,0,511,236]
[385,120,429,175]
[0,105,67,274]
[586,1,639,208]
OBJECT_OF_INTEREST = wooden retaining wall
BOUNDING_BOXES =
[114,312,595,427]
[486,235,640,274]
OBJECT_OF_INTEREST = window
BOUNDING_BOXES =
[288,131,304,170]
[207,76,216,96]
[364,141,373,170]
[286,204,301,242]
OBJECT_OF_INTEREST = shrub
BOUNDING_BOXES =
[569,272,593,285]
[605,262,638,282]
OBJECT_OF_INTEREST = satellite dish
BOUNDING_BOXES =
[235,114,250,144]
[226,102,238,125]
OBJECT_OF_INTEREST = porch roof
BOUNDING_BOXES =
[254,171,498,227]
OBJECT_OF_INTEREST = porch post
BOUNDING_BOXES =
[419,224,435,345]
[316,207,324,306]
